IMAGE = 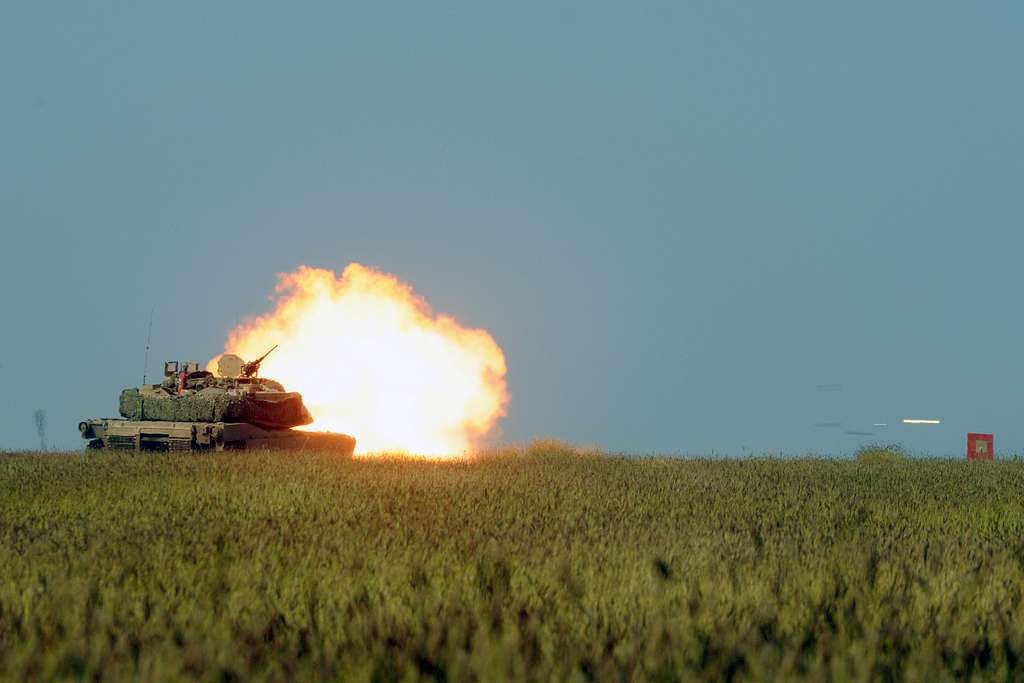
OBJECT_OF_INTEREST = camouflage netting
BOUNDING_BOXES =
[119,388,312,428]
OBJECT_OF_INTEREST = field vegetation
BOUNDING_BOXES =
[1,443,1023,681]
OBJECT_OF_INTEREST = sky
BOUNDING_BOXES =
[2,2,1022,455]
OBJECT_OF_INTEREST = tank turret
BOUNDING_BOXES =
[78,347,355,455]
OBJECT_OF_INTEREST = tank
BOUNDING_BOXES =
[78,346,356,455]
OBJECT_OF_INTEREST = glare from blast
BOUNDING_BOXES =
[213,264,509,457]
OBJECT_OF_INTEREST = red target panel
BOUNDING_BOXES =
[967,433,993,460]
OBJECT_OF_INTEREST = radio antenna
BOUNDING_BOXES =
[142,307,154,385]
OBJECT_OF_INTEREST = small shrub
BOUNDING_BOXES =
[855,443,909,463]
[525,438,603,457]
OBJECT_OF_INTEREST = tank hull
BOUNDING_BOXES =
[79,418,355,456]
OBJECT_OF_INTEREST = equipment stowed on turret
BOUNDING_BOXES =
[78,346,356,455]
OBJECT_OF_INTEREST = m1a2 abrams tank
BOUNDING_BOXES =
[78,346,356,455]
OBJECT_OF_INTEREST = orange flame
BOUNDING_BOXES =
[213,264,508,456]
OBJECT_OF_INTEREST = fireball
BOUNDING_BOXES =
[213,264,508,456]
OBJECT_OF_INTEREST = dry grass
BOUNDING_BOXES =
[1,448,1022,681]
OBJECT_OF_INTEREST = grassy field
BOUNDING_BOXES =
[1,445,1022,681]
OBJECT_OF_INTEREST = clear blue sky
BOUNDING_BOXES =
[2,2,1021,455]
